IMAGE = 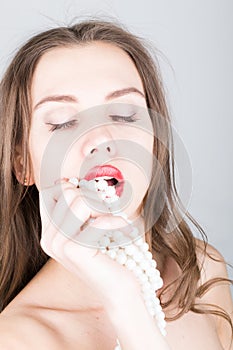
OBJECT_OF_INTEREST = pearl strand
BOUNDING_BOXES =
[96,228,167,344]
[68,177,167,349]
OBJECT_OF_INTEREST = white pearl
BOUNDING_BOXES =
[116,252,127,265]
[98,236,111,248]
[157,277,164,289]
[158,311,165,320]
[106,249,117,259]
[101,194,119,203]
[117,236,131,245]
[149,270,161,281]
[161,329,167,337]
[149,276,161,287]
[153,297,160,306]
[150,282,158,290]
[132,266,143,277]
[125,258,137,270]
[79,179,88,188]
[142,281,152,292]
[99,247,107,254]
[138,273,148,284]
[134,237,144,246]
[132,251,144,263]
[124,244,138,256]
[148,308,156,316]
[145,299,154,309]
[87,180,97,191]
[144,251,153,260]
[158,319,167,329]
[146,267,157,278]
[139,259,151,271]
[112,230,124,240]
[110,194,119,202]
[154,304,162,312]
[140,242,149,252]
[104,185,116,197]
[96,179,108,190]
[142,290,155,300]
[151,259,157,268]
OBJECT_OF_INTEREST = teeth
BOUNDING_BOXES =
[96,179,108,191]
[95,176,112,180]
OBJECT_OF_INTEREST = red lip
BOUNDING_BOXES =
[84,165,124,197]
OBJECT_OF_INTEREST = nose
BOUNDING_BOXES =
[82,128,117,159]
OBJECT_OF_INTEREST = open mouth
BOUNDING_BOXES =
[83,165,125,200]
[94,176,124,198]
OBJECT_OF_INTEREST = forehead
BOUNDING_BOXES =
[31,42,144,102]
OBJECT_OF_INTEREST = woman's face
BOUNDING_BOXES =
[29,42,154,219]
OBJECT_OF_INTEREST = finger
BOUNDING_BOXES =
[43,212,132,258]
[73,214,134,248]
[50,196,109,246]
[50,184,110,232]
[39,180,75,249]
[40,181,109,252]
[39,179,70,231]
[39,178,105,229]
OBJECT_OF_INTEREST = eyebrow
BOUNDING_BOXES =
[33,87,145,111]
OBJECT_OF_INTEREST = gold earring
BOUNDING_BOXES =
[23,178,28,186]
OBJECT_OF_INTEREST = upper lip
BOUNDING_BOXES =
[84,165,124,182]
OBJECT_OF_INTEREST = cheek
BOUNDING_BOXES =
[28,128,50,189]
[60,147,83,178]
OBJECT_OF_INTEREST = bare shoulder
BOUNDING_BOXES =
[195,238,232,282]
[195,238,233,349]
[0,307,96,350]
[0,309,85,350]
[0,311,60,350]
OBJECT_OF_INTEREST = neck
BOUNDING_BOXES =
[34,258,105,312]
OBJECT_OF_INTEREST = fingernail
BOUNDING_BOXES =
[68,177,79,187]
[54,177,69,185]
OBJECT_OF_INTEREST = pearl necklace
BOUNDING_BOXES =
[68,177,167,349]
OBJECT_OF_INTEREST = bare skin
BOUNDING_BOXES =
[0,239,232,349]
[2,43,232,349]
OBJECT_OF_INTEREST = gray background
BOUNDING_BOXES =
[0,1,232,286]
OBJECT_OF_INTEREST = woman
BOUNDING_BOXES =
[0,19,232,349]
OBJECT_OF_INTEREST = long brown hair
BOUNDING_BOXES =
[0,17,232,340]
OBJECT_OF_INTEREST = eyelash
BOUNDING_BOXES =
[46,114,138,132]
[47,120,77,132]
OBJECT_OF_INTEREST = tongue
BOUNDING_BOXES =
[106,178,118,186]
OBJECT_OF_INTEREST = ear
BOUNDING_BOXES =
[13,144,35,186]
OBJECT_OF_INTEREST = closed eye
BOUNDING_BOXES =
[109,113,138,123]
[46,119,78,132]
[46,113,138,132]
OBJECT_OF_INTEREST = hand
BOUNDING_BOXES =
[39,179,142,310]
